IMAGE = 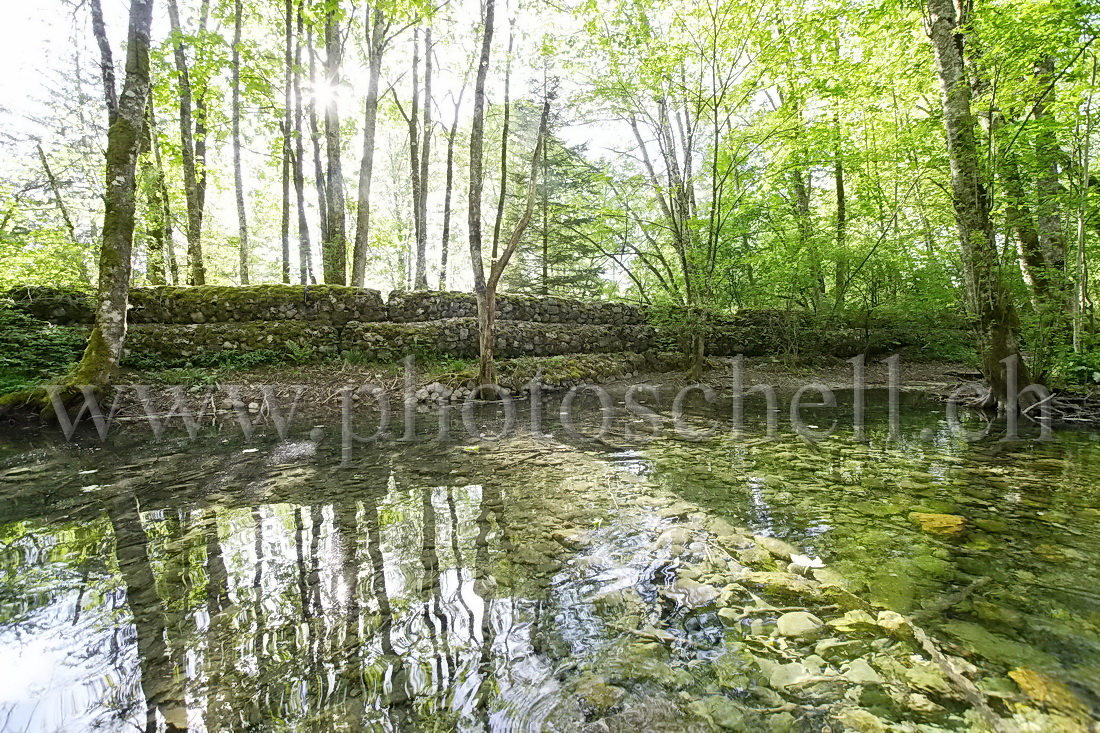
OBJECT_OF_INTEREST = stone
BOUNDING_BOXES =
[661,578,720,609]
[904,661,954,697]
[738,571,821,601]
[843,659,883,685]
[1008,667,1088,716]
[551,528,591,549]
[576,675,625,713]
[767,662,812,690]
[753,535,799,559]
[875,610,908,634]
[776,611,824,638]
[826,610,879,634]
[909,512,966,535]
[835,708,891,733]
[703,695,750,730]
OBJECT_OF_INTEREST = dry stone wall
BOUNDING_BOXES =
[6,286,965,363]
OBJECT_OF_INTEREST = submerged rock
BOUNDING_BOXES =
[776,611,824,638]
[843,659,883,686]
[1008,667,1089,717]
[661,578,720,609]
[576,674,626,713]
[909,512,966,535]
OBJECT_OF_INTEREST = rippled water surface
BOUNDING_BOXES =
[1,390,1099,731]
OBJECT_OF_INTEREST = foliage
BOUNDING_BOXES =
[0,302,86,394]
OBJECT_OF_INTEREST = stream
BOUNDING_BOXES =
[0,388,1097,731]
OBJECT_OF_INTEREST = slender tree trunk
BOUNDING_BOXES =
[491,18,515,263]
[352,9,387,287]
[322,3,346,284]
[407,29,423,290]
[135,108,166,285]
[37,143,92,284]
[232,0,250,284]
[833,142,847,309]
[1002,150,1050,309]
[70,0,155,387]
[148,103,179,285]
[478,102,551,386]
[541,104,549,295]
[469,0,497,385]
[440,68,471,290]
[166,0,206,285]
[307,28,328,256]
[1035,57,1067,277]
[1074,57,1096,352]
[293,1,314,285]
[415,26,432,290]
[279,0,293,284]
[925,0,1032,402]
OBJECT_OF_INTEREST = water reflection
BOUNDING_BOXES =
[1,390,1099,730]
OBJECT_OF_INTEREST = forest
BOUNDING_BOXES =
[0,0,1095,399]
[4,2,1100,732]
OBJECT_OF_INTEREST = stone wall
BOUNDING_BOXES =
[6,285,968,364]
[386,291,647,325]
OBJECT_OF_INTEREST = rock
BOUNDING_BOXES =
[875,610,908,634]
[843,659,883,685]
[753,535,799,559]
[552,528,591,549]
[974,518,1009,533]
[811,567,848,587]
[717,607,741,626]
[703,695,751,730]
[576,675,625,713]
[836,708,891,733]
[738,571,821,602]
[247,402,260,413]
[826,610,879,634]
[904,661,954,697]
[1008,667,1088,716]
[776,611,823,638]
[904,692,945,714]
[661,578,720,609]
[909,512,966,535]
[814,638,874,662]
[657,526,692,549]
[767,662,812,690]
[735,545,774,568]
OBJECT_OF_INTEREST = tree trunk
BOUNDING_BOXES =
[166,0,207,285]
[414,26,432,290]
[136,107,166,285]
[70,0,155,387]
[469,0,497,385]
[1035,57,1067,277]
[232,0,250,284]
[491,19,515,263]
[478,102,551,387]
[440,65,471,290]
[322,3,346,284]
[407,30,423,289]
[148,103,179,285]
[307,27,328,258]
[833,143,847,309]
[292,1,314,285]
[279,0,293,283]
[352,8,386,287]
[925,0,1032,403]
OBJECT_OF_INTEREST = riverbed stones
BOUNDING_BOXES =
[576,675,625,713]
[1008,667,1089,717]
[909,512,967,535]
[753,534,799,559]
[776,611,824,638]
[661,578,720,609]
[843,659,883,686]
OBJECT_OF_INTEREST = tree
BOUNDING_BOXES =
[232,0,250,284]
[322,0,347,285]
[166,0,209,285]
[924,0,1032,403]
[69,0,156,386]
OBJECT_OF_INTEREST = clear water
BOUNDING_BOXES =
[0,390,1097,731]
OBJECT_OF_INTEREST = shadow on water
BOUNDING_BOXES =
[0,387,1097,730]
